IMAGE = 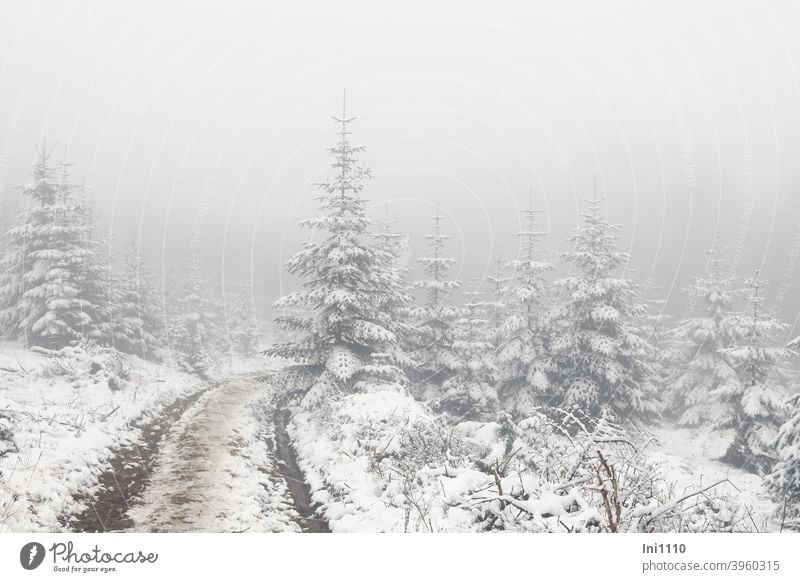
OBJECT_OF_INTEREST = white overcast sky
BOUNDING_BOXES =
[1,0,799,329]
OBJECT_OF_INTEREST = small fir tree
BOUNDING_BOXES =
[439,280,498,420]
[227,278,262,358]
[546,198,659,421]
[484,253,512,349]
[407,211,463,388]
[110,237,163,359]
[666,242,742,425]
[717,273,790,475]
[495,196,554,417]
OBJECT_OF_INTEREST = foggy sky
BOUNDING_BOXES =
[1,0,800,335]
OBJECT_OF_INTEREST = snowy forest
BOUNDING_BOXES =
[2,0,800,537]
[2,107,800,534]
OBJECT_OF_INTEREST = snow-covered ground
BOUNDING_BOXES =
[288,381,784,533]
[0,337,786,534]
[646,424,777,531]
[128,380,299,532]
[0,342,202,532]
[291,390,440,532]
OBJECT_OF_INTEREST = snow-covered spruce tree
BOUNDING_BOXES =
[0,148,109,349]
[495,199,555,417]
[666,243,741,425]
[546,198,659,421]
[373,203,410,263]
[484,254,512,349]
[169,257,224,376]
[226,278,262,358]
[716,273,790,475]
[765,394,800,529]
[110,237,164,359]
[370,203,415,370]
[636,294,673,392]
[0,145,59,342]
[439,281,499,420]
[265,105,410,392]
[72,179,113,345]
[407,211,463,393]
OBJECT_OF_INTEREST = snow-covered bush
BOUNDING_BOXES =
[0,410,14,460]
[84,348,132,393]
[369,417,474,532]
[451,411,660,532]
[637,479,756,533]
[289,377,767,533]
[31,343,132,395]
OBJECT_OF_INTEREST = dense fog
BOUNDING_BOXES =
[1,0,799,328]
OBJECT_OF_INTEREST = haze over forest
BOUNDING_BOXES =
[1,0,799,333]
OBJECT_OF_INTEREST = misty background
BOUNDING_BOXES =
[1,0,799,335]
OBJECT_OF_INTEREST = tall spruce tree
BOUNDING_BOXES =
[495,196,554,417]
[546,198,659,421]
[0,144,59,342]
[666,242,741,425]
[265,99,409,388]
[717,273,790,474]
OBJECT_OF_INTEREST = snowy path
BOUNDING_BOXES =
[67,378,324,533]
[126,379,300,532]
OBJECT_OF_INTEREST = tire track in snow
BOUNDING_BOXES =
[273,404,330,533]
[65,386,210,532]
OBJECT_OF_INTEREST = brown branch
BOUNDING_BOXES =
[595,449,621,533]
